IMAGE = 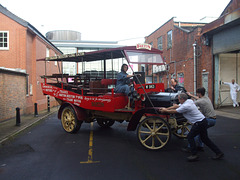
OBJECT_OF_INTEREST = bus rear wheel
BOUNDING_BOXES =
[61,106,81,133]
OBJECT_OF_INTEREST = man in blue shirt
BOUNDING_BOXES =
[159,93,224,162]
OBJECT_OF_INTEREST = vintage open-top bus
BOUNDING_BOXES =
[39,44,190,150]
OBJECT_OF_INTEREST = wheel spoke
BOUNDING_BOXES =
[151,136,155,148]
[66,111,70,118]
[156,132,169,136]
[144,122,152,131]
[61,107,81,133]
[139,130,151,134]
[155,135,164,145]
[142,134,152,143]
[155,123,164,132]
[173,121,191,138]
[180,127,185,136]
[153,121,156,132]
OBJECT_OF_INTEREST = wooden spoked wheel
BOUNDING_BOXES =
[173,121,191,138]
[137,116,171,150]
[61,106,81,133]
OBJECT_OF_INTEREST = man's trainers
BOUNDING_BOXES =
[212,153,224,160]
[187,155,199,162]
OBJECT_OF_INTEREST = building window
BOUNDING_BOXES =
[29,84,33,95]
[54,53,57,66]
[26,76,29,96]
[46,48,50,57]
[0,31,9,50]
[149,42,153,47]
[167,30,172,49]
[157,36,163,50]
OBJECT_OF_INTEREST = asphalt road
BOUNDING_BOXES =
[0,113,240,180]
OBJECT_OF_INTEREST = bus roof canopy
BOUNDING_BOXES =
[38,45,165,65]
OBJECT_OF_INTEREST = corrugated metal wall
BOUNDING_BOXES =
[213,25,240,54]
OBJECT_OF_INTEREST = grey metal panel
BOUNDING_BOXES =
[213,25,240,54]
[46,30,81,41]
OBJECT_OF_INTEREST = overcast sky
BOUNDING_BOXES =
[1,0,230,43]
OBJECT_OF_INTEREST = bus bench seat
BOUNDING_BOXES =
[101,79,117,86]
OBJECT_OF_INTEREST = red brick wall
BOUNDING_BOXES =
[25,30,34,113]
[145,19,214,100]
[0,71,27,121]
[35,37,61,111]
[145,18,174,87]
[0,12,62,117]
[196,37,213,99]
[0,12,27,70]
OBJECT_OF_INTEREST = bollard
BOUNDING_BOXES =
[47,95,50,112]
[16,107,21,126]
[34,103,38,117]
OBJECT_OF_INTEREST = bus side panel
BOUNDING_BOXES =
[41,83,128,112]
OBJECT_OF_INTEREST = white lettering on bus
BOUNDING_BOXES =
[59,90,68,94]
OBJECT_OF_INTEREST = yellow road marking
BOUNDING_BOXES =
[80,122,100,164]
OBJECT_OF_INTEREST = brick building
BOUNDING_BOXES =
[0,68,27,120]
[201,0,240,107]
[145,18,208,95]
[145,0,240,107]
[0,4,62,121]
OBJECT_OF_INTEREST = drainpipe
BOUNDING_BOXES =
[237,53,239,83]
[193,42,197,95]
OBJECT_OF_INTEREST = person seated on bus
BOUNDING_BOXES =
[114,64,137,95]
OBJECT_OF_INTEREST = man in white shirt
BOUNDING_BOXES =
[159,93,224,162]
[222,79,240,107]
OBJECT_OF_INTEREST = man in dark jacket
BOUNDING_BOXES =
[165,78,186,93]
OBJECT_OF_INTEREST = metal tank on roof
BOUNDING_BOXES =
[46,30,81,41]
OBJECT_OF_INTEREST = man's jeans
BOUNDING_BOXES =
[188,118,216,148]
[187,119,221,155]
[195,118,216,147]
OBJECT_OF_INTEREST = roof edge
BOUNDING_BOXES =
[173,25,191,33]
[0,67,27,76]
[0,4,63,55]
[145,17,175,38]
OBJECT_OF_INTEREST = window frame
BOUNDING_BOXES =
[177,72,184,87]
[149,42,153,47]
[26,75,29,96]
[167,30,172,49]
[0,31,9,50]
[157,36,163,50]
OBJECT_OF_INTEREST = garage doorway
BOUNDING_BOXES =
[219,53,240,106]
